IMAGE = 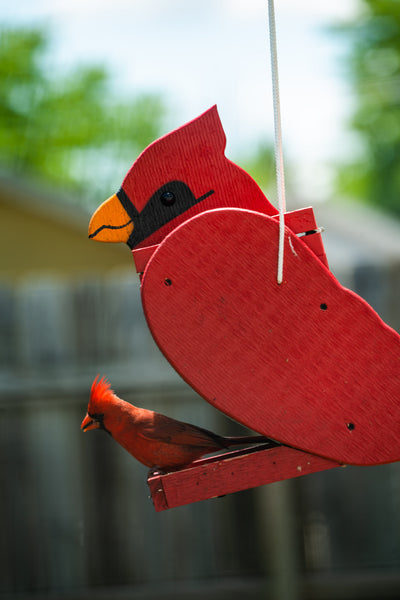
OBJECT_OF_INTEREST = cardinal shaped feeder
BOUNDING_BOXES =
[87,104,400,511]
[87,5,400,510]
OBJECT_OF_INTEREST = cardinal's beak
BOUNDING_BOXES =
[81,413,101,432]
[88,193,134,243]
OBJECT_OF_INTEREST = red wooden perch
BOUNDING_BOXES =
[148,444,341,512]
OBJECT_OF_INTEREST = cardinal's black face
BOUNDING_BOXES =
[117,180,214,249]
[88,180,214,249]
[81,411,111,435]
[88,105,277,250]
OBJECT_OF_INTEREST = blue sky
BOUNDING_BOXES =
[2,0,359,203]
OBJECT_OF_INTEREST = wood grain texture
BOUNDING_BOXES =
[133,244,159,274]
[271,207,328,268]
[141,208,400,467]
[148,444,340,511]
[133,207,328,273]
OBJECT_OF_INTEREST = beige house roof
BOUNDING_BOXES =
[0,173,132,282]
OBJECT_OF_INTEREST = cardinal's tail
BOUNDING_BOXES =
[223,435,280,449]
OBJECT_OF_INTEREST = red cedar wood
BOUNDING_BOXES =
[133,207,328,274]
[137,207,331,511]
[141,209,400,467]
[148,444,340,512]
[138,207,399,510]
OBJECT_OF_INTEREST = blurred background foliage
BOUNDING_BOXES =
[0,24,281,206]
[0,26,166,207]
[1,4,400,600]
[2,1,400,217]
[335,0,400,217]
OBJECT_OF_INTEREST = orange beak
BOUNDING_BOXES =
[81,413,101,432]
[88,193,134,243]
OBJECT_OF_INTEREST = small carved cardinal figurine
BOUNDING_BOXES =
[81,376,277,472]
[88,105,278,250]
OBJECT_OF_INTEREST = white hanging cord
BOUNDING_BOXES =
[268,0,287,284]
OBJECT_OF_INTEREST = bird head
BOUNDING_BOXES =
[81,376,119,434]
[88,105,277,251]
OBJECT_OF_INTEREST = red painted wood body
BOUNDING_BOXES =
[141,208,400,467]
[148,444,340,511]
[88,105,400,509]
[271,207,328,268]
[133,206,328,273]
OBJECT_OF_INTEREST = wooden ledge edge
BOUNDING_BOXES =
[147,444,341,511]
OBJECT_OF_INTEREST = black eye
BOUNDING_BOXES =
[160,191,176,206]
[88,411,104,422]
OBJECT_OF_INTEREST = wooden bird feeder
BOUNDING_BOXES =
[87,101,400,510]
[131,205,400,511]
[88,5,400,509]
[134,205,343,511]
[135,206,337,511]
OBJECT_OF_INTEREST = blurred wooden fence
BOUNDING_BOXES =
[0,274,274,597]
[1,245,400,599]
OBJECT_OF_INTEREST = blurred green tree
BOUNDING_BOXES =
[239,141,276,193]
[336,0,400,216]
[238,140,293,208]
[0,26,166,205]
